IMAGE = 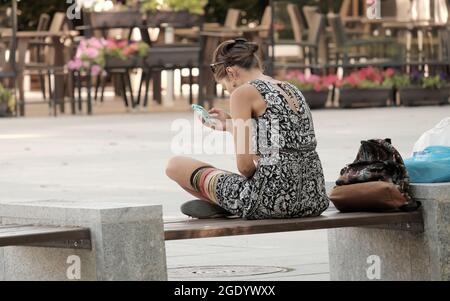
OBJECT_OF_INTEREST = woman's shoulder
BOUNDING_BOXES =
[232,82,261,99]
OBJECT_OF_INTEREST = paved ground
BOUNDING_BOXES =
[0,106,448,280]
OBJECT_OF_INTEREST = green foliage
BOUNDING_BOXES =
[138,0,207,14]
[287,79,316,91]
[384,74,410,89]
[421,75,446,89]
[137,41,149,57]
[389,74,447,89]
[0,83,15,113]
[358,79,390,88]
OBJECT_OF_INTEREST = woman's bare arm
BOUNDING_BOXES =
[230,84,258,178]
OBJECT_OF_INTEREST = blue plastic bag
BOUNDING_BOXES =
[405,146,450,183]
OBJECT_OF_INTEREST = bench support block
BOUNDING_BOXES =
[328,183,450,281]
[0,200,167,281]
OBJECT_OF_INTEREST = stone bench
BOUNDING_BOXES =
[328,183,450,281]
[0,183,448,280]
[0,200,167,280]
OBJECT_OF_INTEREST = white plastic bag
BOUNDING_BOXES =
[412,117,450,155]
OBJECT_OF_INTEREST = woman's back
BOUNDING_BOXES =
[248,79,317,157]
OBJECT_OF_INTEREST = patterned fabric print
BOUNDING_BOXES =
[213,79,330,220]
[191,167,232,204]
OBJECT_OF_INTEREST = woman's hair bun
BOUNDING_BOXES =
[211,37,263,79]
[245,42,259,54]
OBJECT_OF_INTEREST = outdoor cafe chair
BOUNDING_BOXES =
[24,12,71,116]
[27,13,51,100]
[137,11,203,107]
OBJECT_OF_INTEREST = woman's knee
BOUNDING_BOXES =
[165,155,187,180]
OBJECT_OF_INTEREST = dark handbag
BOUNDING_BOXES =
[330,181,408,212]
[335,138,420,212]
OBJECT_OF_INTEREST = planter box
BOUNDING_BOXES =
[104,55,143,70]
[339,88,393,108]
[90,10,143,29]
[301,90,328,109]
[399,86,450,106]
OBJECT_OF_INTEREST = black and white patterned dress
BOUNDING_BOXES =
[192,79,330,219]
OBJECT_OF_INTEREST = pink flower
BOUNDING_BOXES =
[90,65,102,76]
[123,43,139,56]
[373,74,383,83]
[88,38,105,50]
[323,75,337,86]
[79,39,87,50]
[106,39,118,50]
[358,66,376,80]
[75,48,83,59]
[116,40,128,49]
[345,74,360,87]
[313,82,322,92]
[84,47,99,59]
[296,72,305,82]
[335,79,344,88]
[385,68,395,78]
[67,58,82,70]
[285,71,296,80]
[306,74,320,84]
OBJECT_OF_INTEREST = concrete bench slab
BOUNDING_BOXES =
[328,183,450,281]
[0,200,167,281]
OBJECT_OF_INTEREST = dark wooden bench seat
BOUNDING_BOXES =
[164,209,423,241]
[1,209,423,247]
[0,224,91,249]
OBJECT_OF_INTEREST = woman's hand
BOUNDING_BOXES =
[202,108,231,132]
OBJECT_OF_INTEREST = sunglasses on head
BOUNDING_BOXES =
[209,38,248,74]
[209,60,228,74]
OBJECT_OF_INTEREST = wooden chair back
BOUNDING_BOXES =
[327,13,348,49]
[287,3,307,43]
[339,0,352,19]
[302,5,319,28]
[307,13,325,46]
[224,8,241,29]
[37,13,51,31]
[259,6,271,39]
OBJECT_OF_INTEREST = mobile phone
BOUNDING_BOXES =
[191,104,211,123]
